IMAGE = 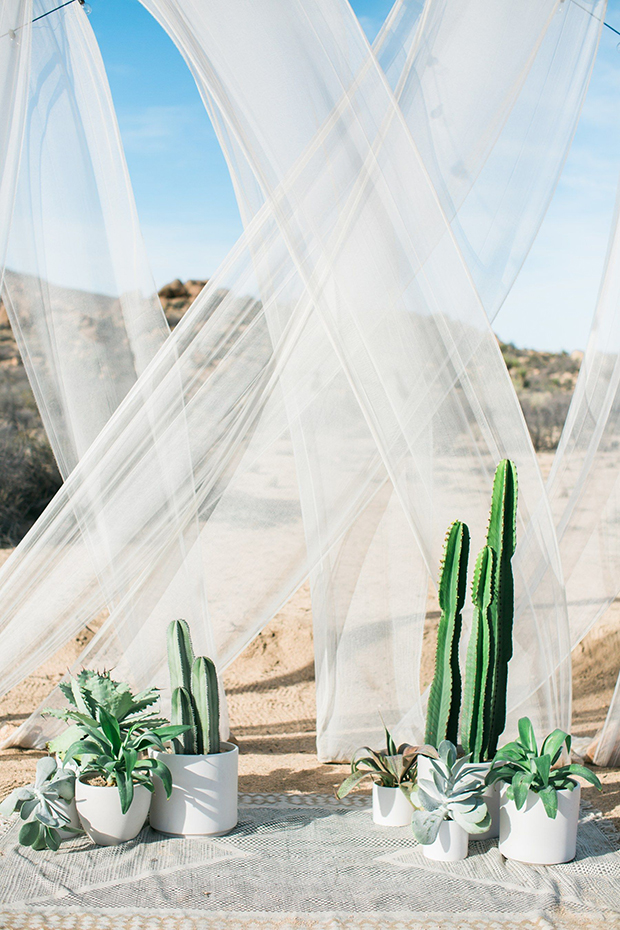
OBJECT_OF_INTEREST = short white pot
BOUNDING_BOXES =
[149,741,238,836]
[75,779,151,846]
[423,819,469,861]
[372,784,412,827]
[498,781,580,864]
[417,755,498,840]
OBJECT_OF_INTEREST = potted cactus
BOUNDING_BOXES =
[410,741,489,861]
[336,724,435,827]
[488,717,602,864]
[421,459,518,840]
[149,619,238,836]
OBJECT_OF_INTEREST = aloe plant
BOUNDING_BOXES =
[167,619,221,755]
[410,741,490,844]
[0,757,79,851]
[424,521,470,748]
[336,725,436,798]
[487,717,601,818]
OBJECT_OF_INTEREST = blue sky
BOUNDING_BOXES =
[89,0,620,352]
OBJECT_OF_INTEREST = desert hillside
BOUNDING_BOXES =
[0,279,585,541]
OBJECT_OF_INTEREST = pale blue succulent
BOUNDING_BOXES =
[0,756,79,851]
[410,741,490,845]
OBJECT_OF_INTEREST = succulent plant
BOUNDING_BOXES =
[410,741,490,845]
[47,669,170,757]
[167,619,221,754]
[424,521,470,748]
[487,717,602,818]
[336,725,436,797]
[0,756,79,851]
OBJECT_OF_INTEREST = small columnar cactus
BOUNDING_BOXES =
[424,521,470,748]
[167,619,221,755]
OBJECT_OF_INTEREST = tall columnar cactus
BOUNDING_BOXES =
[167,619,221,755]
[485,459,518,757]
[424,521,470,748]
[461,545,495,762]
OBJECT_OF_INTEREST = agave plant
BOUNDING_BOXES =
[63,701,188,814]
[336,725,436,798]
[410,740,490,844]
[487,717,602,818]
[0,756,79,851]
[47,669,171,756]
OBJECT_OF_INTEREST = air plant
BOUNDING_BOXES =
[336,725,436,798]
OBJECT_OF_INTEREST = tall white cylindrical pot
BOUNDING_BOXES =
[149,742,238,836]
[498,782,580,864]
[75,779,151,846]
[423,820,469,861]
[417,755,497,840]
[372,784,412,826]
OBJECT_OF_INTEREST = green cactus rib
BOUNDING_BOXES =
[461,545,495,762]
[425,521,470,748]
[171,686,197,754]
[167,619,195,694]
[485,459,518,757]
[191,656,220,755]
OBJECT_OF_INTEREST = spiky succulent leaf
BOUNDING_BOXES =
[461,546,495,762]
[171,686,197,754]
[191,656,220,755]
[167,619,195,694]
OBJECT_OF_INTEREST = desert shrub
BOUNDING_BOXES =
[0,428,62,544]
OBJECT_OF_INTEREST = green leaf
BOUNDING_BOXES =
[517,717,537,755]
[538,785,558,819]
[336,770,371,798]
[115,769,134,815]
[139,759,172,797]
[18,820,41,847]
[560,764,602,791]
[384,725,398,758]
[541,728,569,765]
[45,826,61,851]
[512,772,532,810]
[533,754,551,787]
[97,706,122,755]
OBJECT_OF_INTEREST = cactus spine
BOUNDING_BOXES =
[461,545,495,762]
[485,459,518,757]
[424,521,470,748]
[167,619,221,755]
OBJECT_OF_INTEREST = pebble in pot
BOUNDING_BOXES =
[150,619,239,837]
[336,722,435,828]
[488,717,602,865]
[411,740,490,862]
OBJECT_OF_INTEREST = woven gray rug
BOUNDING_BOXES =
[0,793,619,929]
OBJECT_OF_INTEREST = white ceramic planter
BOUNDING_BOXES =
[498,781,580,864]
[417,755,498,840]
[75,779,151,846]
[149,741,238,836]
[372,784,412,827]
[423,820,469,861]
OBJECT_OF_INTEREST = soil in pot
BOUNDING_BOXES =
[498,782,581,864]
[75,778,151,846]
[372,784,412,827]
[149,741,238,836]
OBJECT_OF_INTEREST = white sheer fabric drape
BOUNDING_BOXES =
[0,0,616,763]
